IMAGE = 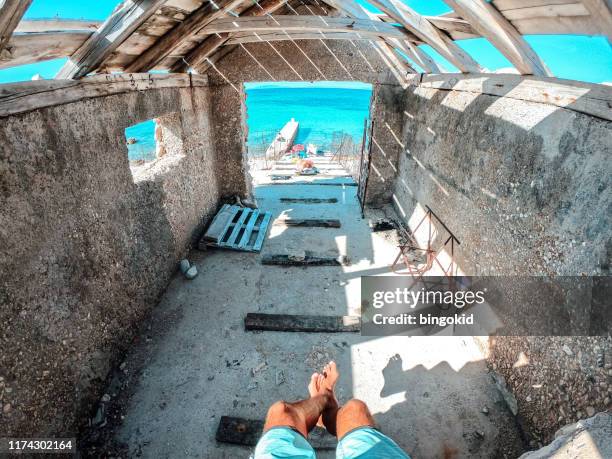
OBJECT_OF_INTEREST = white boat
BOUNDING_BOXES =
[265,118,299,159]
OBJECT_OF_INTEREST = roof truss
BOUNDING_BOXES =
[0,0,608,81]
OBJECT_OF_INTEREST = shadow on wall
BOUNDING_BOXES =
[390,74,611,445]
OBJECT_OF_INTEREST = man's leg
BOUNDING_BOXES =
[334,399,411,458]
[334,399,376,439]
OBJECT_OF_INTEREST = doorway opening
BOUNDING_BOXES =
[243,81,373,181]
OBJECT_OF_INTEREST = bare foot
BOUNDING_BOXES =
[321,361,339,395]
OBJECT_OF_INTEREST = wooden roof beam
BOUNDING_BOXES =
[366,0,482,73]
[0,31,92,69]
[56,0,167,79]
[581,0,612,41]
[16,19,102,33]
[171,0,287,72]
[198,16,406,38]
[124,0,244,73]
[443,0,551,76]
[0,0,33,52]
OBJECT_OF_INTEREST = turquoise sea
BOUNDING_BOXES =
[126,83,373,160]
[245,84,373,153]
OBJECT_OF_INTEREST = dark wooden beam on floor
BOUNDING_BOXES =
[273,218,341,228]
[268,182,357,187]
[261,253,347,266]
[280,198,338,204]
[245,313,360,333]
[216,416,336,449]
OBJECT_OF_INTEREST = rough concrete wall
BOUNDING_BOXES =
[392,85,612,444]
[206,38,405,205]
[0,86,219,436]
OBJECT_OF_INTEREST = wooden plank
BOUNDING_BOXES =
[56,0,167,79]
[199,16,406,39]
[268,182,357,186]
[0,0,33,51]
[172,0,287,72]
[124,0,244,72]
[581,0,612,40]
[203,203,233,242]
[0,73,208,118]
[501,2,589,20]
[279,198,338,203]
[261,253,346,266]
[424,15,480,38]
[16,19,103,33]
[443,0,550,76]
[245,313,360,333]
[0,32,92,69]
[225,208,251,246]
[417,73,612,122]
[225,31,385,45]
[366,0,482,73]
[216,416,337,449]
[273,218,342,228]
[252,212,272,252]
[238,209,260,249]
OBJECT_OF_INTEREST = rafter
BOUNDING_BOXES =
[581,0,612,41]
[0,32,92,69]
[198,16,406,38]
[124,0,244,73]
[225,30,385,44]
[171,0,288,72]
[56,0,167,79]
[16,19,102,33]
[443,0,550,76]
[0,0,33,52]
[367,0,481,73]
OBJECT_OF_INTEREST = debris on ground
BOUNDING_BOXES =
[275,369,285,386]
[370,218,397,232]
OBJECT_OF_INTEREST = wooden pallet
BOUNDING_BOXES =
[200,204,271,252]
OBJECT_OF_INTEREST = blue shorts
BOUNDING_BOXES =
[253,426,410,458]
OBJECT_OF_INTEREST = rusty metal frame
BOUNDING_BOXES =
[392,205,460,278]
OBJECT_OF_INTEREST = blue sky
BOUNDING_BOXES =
[0,0,610,84]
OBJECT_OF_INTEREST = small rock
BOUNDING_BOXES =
[275,369,285,386]
[586,406,595,417]
[482,406,489,415]
[101,394,111,403]
[207,375,215,381]
[526,395,533,402]
[119,362,127,371]
[474,430,485,439]
[3,403,11,413]
[179,259,190,274]
[42,370,50,377]
[185,265,198,280]
[247,382,258,391]
[562,345,573,356]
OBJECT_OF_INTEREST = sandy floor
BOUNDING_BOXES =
[99,158,524,458]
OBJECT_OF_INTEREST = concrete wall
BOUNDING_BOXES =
[0,85,221,436]
[206,36,406,206]
[392,82,612,443]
